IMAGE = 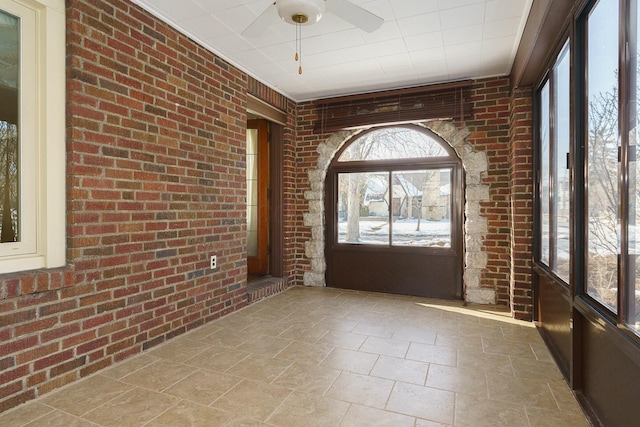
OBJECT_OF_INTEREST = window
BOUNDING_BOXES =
[335,128,455,249]
[626,0,640,333]
[584,0,620,312]
[536,41,571,283]
[0,0,65,274]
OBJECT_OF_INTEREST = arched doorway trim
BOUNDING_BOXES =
[303,120,494,304]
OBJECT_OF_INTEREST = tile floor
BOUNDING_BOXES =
[0,286,590,427]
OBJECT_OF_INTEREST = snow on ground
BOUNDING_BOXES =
[338,218,451,247]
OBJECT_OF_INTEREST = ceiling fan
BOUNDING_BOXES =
[242,0,384,38]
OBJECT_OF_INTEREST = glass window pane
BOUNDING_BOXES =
[540,81,551,266]
[586,0,619,312]
[338,172,389,245]
[246,129,258,257]
[391,169,451,248]
[627,2,640,334]
[554,43,571,282]
[0,9,20,243]
[338,128,448,161]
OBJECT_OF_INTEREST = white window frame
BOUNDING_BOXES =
[0,0,65,273]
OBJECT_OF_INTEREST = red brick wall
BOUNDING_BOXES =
[0,0,298,412]
[459,78,513,305]
[509,87,534,320]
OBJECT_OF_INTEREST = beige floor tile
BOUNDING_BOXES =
[41,374,130,416]
[530,343,556,362]
[163,369,241,405]
[370,355,428,385]
[339,404,416,427]
[267,391,350,427]
[119,359,197,391]
[385,382,455,424]
[426,364,488,397]
[248,306,296,322]
[457,323,505,340]
[235,335,292,356]
[310,304,353,319]
[487,373,559,411]
[547,380,588,415]
[321,318,360,333]
[501,324,544,343]
[211,379,292,422]
[146,337,211,362]
[198,328,256,348]
[453,393,529,427]
[359,336,410,358]
[219,417,275,427]
[184,345,250,372]
[0,403,54,427]
[352,321,396,338]
[322,347,379,375]
[210,313,257,330]
[225,353,292,382]
[392,325,438,344]
[83,387,179,427]
[414,419,452,427]
[101,354,158,379]
[24,410,99,427]
[435,334,483,351]
[149,400,237,427]
[241,320,293,337]
[406,342,457,367]
[526,406,590,427]
[318,330,367,350]
[271,362,341,395]
[510,356,564,382]
[326,371,394,409]
[1,287,589,427]
[277,323,329,343]
[456,348,513,376]
[482,337,537,359]
[274,339,335,365]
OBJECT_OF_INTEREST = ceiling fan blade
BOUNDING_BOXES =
[325,0,384,33]
[242,3,280,38]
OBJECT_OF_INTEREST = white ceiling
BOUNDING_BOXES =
[131,0,532,102]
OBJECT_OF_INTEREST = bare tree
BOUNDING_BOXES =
[340,128,448,243]
[0,120,18,243]
[587,85,619,308]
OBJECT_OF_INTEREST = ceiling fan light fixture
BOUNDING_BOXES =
[276,0,325,25]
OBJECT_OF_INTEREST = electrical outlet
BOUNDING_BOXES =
[210,255,217,269]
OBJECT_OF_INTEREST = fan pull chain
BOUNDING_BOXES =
[295,23,303,74]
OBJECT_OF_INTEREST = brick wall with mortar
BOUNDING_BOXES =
[509,87,534,320]
[459,78,513,306]
[0,0,299,412]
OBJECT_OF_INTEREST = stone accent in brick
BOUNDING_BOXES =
[302,121,494,304]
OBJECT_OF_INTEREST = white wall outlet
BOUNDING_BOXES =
[210,255,217,269]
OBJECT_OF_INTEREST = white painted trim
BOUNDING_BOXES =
[0,0,65,273]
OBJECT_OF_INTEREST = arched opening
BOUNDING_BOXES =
[303,120,493,304]
[325,126,463,298]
